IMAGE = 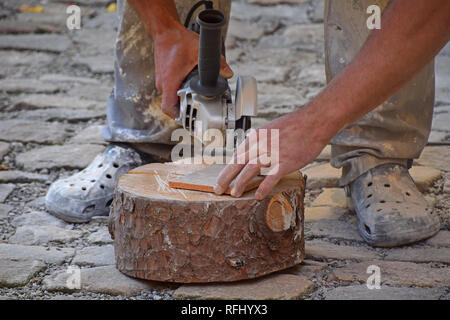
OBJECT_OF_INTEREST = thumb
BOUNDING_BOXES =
[161,83,180,119]
[220,56,234,79]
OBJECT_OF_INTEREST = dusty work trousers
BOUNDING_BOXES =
[325,0,435,185]
[103,0,434,185]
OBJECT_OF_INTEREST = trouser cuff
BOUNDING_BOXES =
[331,152,409,187]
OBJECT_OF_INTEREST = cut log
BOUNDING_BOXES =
[109,162,306,283]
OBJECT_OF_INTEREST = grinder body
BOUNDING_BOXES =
[176,9,257,145]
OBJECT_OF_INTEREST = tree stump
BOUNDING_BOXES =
[109,162,306,283]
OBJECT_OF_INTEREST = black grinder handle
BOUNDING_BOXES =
[190,9,228,97]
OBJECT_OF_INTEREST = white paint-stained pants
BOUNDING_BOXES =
[325,0,434,185]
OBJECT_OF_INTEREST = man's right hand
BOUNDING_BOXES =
[128,0,233,119]
[153,26,233,119]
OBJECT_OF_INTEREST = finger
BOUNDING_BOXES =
[254,173,282,201]
[219,56,234,79]
[214,161,246,195]
[230,161,261,198]
[155,71,163,93]
[235,128,258,164]
[161,92,179,119]
[214,127,260,194]
[161,82,181,119]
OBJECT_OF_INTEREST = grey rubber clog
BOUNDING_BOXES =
[347,163,440,247]
[45,145,143,223]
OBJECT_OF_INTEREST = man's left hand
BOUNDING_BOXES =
[214,106,331,200]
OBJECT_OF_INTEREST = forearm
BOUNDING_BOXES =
[127,0,183,39]
[303,0,450,144]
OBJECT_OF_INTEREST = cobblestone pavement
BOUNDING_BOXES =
[0,0,449,300]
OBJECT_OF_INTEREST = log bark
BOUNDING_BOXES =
[109,162,306,283]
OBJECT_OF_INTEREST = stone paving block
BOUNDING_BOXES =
[324,285,445,300]
[233,62,290,83]
[72,245,115,266]
[40,74,101,85]
[87,227,113,244]
[0,79,58,93]
[0,204,13,219]
[0,34,71,53]
[73,55,114,73]
[432,113,450,132]
[230,2,310,23]
[384,246,450,264]
[311,188,347,208]
[436,72,450,104]
[67,84,112,102]
[2,3,94,33]
[0,259,46,287]
[258,24,323,51]
[68,125,106,145]
[283,259,327,279]
[0,170,49,183]
[410,166,442,192]
[308,218,363,242]
[416,146,450,172]
[9,225,83,246]
[0,142,10,159]
[72,28,115,56]
[427,131,449,144]
[173,274,314,300]
[225,48,243,64]
[13,94,103,110]
[248,0,309,4]
[436,91,450,106]
[308,0,325,23]
[435,104,450,113]
[84,11,118,29]
[19,108,106,123]
[257,84,309,118]
[0,184,15,202]
[306,239,378,261]
[331,260,450,288]
[302,163,341,189]
[250,45,315,64]
[0,50,54,67]
[228,19,264,40]
[0,120,73,144]
[0,244,74,264]
[16,144,105,170]
[43,265,166,296]
[52,0,112,5]
[11,210,67,228]
[304,206,347,222]
[26,197,45,210]
[49,294,85,300]
[297,63,326,86]
[0,19,61,34]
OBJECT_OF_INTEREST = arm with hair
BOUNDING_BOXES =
[215,0,450,199]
